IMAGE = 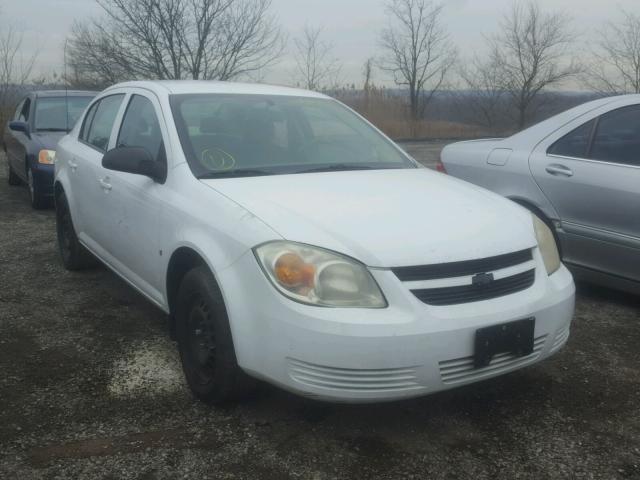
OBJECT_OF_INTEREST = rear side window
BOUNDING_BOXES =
[82,94,125,151]
[80,101,99,141]
[548,119,595,159]
[590,105,640,166]
[117,95,165,162]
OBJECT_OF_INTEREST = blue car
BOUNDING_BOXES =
[3,90,96,208]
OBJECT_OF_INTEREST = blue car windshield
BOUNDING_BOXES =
[170,94,416,178]
[34,96,94,132]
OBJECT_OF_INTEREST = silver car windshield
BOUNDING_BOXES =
[169,94,416,178]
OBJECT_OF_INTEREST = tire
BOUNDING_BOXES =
[56,192,98,270]
[7,160,21,186]
[176,266,251,404]
[27,168,48,209]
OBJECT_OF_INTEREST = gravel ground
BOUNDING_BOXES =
[1,146,639,480]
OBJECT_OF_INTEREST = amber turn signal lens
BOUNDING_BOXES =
[38,149,56,165]
[274,252,316,288]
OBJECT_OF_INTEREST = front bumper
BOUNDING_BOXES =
[31,162,54,196]
[219,250,575,403]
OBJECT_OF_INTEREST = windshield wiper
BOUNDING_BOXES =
[294,164,378,174]
[197,169,275,179]
[36,128,68,132]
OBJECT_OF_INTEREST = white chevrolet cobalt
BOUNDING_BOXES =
[54,81,575,403]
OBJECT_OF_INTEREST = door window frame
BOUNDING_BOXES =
[547,103,640,170]
[111,89,173,168]
[78,93,126,153]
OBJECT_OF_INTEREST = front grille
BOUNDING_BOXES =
[411,269,535,306]
[287,358,421,392]
[392,249,533,282]
[392,249,536,306]
[439,334,547,384]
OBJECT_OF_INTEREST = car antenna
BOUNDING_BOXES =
[63,39,70,133]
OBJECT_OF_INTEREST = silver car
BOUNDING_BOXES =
[441,95,640,294]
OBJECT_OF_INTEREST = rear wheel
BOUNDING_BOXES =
[56,191,97,270]
[7,159,20,186]
[176,266,251,404]
[27,168,48,209]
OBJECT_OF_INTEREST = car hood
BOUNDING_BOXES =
[201,169,537,268]
[32,131,66,150]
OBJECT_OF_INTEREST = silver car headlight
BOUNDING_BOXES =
[254,241,387,308]
[532,214,561,275]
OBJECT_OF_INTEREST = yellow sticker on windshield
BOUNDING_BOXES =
[201,148,236,171]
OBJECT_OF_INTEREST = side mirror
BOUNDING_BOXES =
[9,121,30,137]
[102,147,166,182]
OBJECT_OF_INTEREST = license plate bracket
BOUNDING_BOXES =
[474,318,535,369]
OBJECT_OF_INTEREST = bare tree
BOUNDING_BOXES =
[379,0,457,123]
[457,47,508,132]
[293,25,341,91]
[492,1,580,129]
[0,25,36,128]
[67,0,283,86]
[584,9,640,95]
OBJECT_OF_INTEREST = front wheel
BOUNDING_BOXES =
[176,266,252,404]
[27,168,48,209]
[7,159,21,186]
[56,192,98,270]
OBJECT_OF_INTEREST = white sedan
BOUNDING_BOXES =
[54,81,575,403]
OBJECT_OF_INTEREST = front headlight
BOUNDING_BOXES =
[254,241,387,308]
[38,149,56,165]
[532,214,561,275]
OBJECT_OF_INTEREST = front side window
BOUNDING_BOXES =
[590,105,640,166]
[548,119,595,159]
[18,98,31,123]
[34,96,94,132]
[170,94,415,178]
[14,99,26,121]
[84,94,125,151]
[117,95,165,162]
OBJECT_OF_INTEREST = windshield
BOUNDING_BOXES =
[170,94,416,178]
[34,96,94,132]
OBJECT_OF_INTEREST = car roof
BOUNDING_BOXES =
[509,93,640,145]
[32,90,98,98]
[104,80,330,99]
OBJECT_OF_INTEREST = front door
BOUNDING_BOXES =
[96,92,168,304]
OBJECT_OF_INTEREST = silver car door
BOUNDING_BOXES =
[529,104,640,283]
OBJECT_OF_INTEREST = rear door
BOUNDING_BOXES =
[529,103,640,282]
[96,91,169,304]
[73,94,126,250]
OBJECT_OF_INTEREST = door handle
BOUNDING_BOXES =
[69,159,78,171]
[99,177,112,191]
[545,164,573,177]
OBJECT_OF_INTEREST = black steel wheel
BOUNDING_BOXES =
[55,191,97,270]
[176,266,252,404]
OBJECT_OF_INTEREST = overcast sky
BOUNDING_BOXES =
[2,0,638,88]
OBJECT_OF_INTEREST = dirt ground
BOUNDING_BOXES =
[1,146,639,480]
